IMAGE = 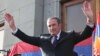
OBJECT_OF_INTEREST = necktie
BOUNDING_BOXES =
[53,36,58,46]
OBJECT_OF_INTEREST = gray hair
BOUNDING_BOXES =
[47,17,61,24]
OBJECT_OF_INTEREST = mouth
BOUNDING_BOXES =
[51,33,56,36]
[50,31,56,35]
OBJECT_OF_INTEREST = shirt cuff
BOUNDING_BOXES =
[87,23,94,28]
[12,28,18,34]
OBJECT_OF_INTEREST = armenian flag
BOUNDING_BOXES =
[8,41,42,56]
[93,12,100,55]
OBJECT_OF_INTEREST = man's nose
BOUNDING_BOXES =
[50,26,54,30]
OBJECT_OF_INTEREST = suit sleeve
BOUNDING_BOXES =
[74,25,94,44]
[12,29,41,47]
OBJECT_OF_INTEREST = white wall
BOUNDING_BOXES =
[0,0,6,10]
[0,30,4,56]
[3,0,60,51]
[0,0,7,56]
[3,0,36,50]
[0,30,4,50]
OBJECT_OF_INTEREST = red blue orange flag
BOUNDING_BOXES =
[93,12,100,55]
[8,41,41,56]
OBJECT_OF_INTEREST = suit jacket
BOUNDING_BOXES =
[13,25,94,56]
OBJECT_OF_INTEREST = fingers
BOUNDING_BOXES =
[4,13,13,22]
[83,1,88,8]
[4,13,16,31]
[83,1,92,11]
[83,1,89,11]
[82,1,94,24]
[82,0,92,15]
[82,1,88,16]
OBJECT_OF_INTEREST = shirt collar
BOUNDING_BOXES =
[51,31,61,44]
[56,30,61,40]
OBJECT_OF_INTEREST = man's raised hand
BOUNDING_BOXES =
[4,13,16,31]
[82,1,94,24]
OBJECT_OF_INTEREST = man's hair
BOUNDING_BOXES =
[47,17,61,24]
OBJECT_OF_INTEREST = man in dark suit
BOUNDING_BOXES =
[5,1,94,56]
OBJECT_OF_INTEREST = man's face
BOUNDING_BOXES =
[47,19,61,36]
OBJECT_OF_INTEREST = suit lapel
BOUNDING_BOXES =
[56,31,67,46]
[47,32,68,47]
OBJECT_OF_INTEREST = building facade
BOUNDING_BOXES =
[0,0,94,56]
[2,0,60,51]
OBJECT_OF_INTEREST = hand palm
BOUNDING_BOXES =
[82,1,93,23]
[5,13,16,31]
[83,1,93,18]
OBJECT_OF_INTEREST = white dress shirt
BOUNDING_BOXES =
[51,31,61,44]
